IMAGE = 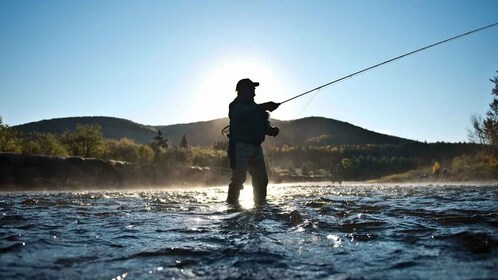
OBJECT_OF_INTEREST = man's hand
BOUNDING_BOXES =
[260,102,280,112]
[268,127,279,137]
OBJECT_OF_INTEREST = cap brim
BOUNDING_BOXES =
[253,82,260,87]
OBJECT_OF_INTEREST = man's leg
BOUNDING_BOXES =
[249,148,268,204]
[227,145,248,204]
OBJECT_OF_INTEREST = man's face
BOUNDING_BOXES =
[248,86,256,98]
[240,86,256,99]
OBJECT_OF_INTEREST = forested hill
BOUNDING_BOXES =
[268,117,415,146]
[14,117,158,144]
[14,116,417,146]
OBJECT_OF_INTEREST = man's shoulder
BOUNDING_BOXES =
[229,99,238,111]
[230,96,257,106]
[229,97,248,108]
[231,96,245,102]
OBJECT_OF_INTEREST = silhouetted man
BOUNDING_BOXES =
[227,78,280,204]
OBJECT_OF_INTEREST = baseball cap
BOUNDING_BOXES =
[236,78,259,91]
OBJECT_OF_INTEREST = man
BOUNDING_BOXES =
[227,78,280,204]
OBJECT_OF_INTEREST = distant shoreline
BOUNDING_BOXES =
[1,153,496,192]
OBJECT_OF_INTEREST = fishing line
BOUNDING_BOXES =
[294,88,321,118]
[279,22,498,105]
[221,22,498,136]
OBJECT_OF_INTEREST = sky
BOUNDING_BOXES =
[1,0,497,143]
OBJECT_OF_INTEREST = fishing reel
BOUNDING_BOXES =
[222,125,230,137]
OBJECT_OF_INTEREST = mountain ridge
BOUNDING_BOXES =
[13,116,418,147]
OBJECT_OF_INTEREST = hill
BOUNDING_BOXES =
[14,116,417,147]
[14,117,158,144]
[268,117,413,146]
[155,118,230,146]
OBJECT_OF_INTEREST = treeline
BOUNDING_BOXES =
[380,71,498,181]
[265,142,480,181]
[0,119,229,170]
[1,110,494,183]
[463,71,498,180]
[1,121,152,162]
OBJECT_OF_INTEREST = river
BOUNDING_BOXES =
[1,183,497,279]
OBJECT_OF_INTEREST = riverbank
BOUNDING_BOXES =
[0,153,229,191]
[372,166,497,184]
[2,153,495,191]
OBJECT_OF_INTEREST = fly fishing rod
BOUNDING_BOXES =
[279,22,498,105]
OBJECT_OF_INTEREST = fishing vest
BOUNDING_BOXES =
[228,96,270,145]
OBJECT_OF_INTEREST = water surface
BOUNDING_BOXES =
[1,183,497,279]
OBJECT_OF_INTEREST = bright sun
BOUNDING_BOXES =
[188,58,289,122]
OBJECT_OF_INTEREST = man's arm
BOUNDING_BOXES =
[260,102,280,112]
[229,101,279,120]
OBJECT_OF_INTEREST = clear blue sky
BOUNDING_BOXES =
[1,0,497,142]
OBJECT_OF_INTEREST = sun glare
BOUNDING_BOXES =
[238,186,255,209]
[188,58,289,122]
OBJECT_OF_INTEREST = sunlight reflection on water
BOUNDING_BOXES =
[238,187,256,209]
[0,183,497,279]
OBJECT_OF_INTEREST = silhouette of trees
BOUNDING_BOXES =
[22,132,68,156]
[61,124,105,158]
[469,114,486,144]
[301,162,310,176]
[150,130,169,163]
[156,146,192,167]
[213,140,228,151]
[152,130,168,149]
[1,111,490,181]
[181,134,189,148]
[104,137,154,164]
[0,116,22,153]
[270,143,454,180]
[466,71,498,177]
[451,153,495,180]
[469,72,498,153]
[190,147,226,167]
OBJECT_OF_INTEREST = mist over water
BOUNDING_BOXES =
[1,183,497,279]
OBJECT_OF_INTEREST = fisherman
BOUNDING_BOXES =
[227,78,280,204]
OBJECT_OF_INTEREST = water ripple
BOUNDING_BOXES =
[0,183,497,279]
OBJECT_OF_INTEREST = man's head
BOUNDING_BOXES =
[236,78,259,98]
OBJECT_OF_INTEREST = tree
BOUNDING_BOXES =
[22,132,68,156]
[301,162,310,176]
[470,72,498,152]
[104,137,154,164]
[468,114,486,144]
[137,145,154,164]
[0,116,22,153]
[157,146,192,167]
[482,73,498,150]
[181,134,189,148]
[61,124,105,158]
[150,130,168,163]
[152,130,168,149]
[213,140,228,151]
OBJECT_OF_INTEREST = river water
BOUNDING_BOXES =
[1,183,497,279]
